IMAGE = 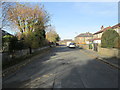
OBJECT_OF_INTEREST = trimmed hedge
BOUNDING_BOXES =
[114,36,120,48]
[101,29,119,48]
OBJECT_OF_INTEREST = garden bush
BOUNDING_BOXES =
[114,36,120,48]
[101,29,119,48]
[89,44,93,49]
[2,35,24,52]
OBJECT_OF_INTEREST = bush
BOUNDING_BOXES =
[114,36,120,48]
[89,44,93,49]
[101,29,119,48]
[2,35,24,52]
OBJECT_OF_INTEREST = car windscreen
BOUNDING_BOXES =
[69,43,75,45]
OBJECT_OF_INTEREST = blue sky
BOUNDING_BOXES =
[2,2,118,40]
[40,2,118,40]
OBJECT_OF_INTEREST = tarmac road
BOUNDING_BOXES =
[2,46,118,88]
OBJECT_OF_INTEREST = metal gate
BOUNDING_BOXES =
[93,43,98,52]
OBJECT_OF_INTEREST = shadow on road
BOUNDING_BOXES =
[102,56,119,66]
[2,46,118,88]
[57,59,118,88]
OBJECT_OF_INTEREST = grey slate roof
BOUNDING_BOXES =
[0,28,13,36]
[75,32,93,37]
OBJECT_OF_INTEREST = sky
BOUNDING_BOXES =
[1,2,118,40]
[40,2,118,40]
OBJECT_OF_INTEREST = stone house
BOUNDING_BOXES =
[59,39,73,45]
[93,26,111,44]
[111,23,120,35]
[93,23,120,44]
[75,32,93,44]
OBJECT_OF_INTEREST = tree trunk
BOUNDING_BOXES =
[29,47,32,54]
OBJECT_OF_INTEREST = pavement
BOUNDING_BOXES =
[82,48,120,69]
[2,46,119,88]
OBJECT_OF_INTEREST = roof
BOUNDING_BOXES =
[88,38,101,41]
[0,28,13,36]
[112,23,120,29]
[93,38,101,40]
[63,39,73,41]
[75,32,93,38]
[93,26,111,35]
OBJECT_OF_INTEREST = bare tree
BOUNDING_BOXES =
[6,3,50,54]
[7,3,50,34]
[46,27,60,43]
[0,2,15,29]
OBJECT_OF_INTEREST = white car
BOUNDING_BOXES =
[69,43,76,48]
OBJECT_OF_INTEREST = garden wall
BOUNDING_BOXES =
[79,44,89,50]
[98,47,120,58]
[78,44,120,58]
[2,46,50,63]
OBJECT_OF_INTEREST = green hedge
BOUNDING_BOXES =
[101,29,119,48]
[2,35,24,52]
[114,36,120,48]
[89,44,93,49]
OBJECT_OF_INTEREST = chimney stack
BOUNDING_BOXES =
[101,25,104,30]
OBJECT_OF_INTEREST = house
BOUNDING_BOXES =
[93,23,120,44]
[0,28,13,51]
[111,23,120,35]
[59,39,73,45]
[75,32,93,44]
[0,28,13,37]
[93,26,111,44]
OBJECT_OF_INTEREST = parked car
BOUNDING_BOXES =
[68,43,76,48]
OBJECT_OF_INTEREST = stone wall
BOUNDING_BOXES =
[2,49,30,63]
[98,47,120,58]
[14,49,30,58]
[79,44,89,50]
[79,44,120,58]
[2,46,50,63]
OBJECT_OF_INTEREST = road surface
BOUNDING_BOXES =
[3,46,118,88]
